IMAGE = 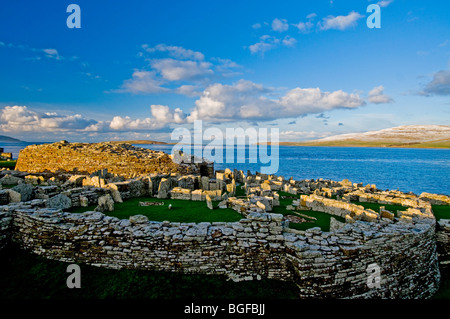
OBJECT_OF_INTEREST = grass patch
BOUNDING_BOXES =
[273,191,345,232]
[0,245,300,299]
[234,183,246,197]
[432,267,450,299]
[433,205,450,221]
[0,160,16,169]
[69,197,244,223]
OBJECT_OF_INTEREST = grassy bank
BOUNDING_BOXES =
[1,246,448,299]
[0,246,299,299]
[0,160,16,169]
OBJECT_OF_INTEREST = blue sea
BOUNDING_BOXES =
[1,141,449,196]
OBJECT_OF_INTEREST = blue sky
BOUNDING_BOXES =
[0,0,449,142]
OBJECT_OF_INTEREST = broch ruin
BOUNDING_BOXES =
[0,141,449,298]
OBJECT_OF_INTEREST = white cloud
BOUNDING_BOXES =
[119,70,168,94]
[249,35,280,55]
[282,35,297,47]
[421,70,450,96]
[279,87,366,115]
[175,85,202,97]
[293,21,314,33]
[249,35,296,54]
[0,106,96,132]
[377,0,394,8]
[118,44,241,93]
[368,86,394,104]
[150,58,214,81]
[143,44,204,61]
[108,105,186,131]
[42,48,61,60]
[186,80,366,122]
[252,23,262,30]
[271,18,289,32]
[318,11,364,31]
[306,13,317,19]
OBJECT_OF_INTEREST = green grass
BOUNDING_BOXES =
[69,197,244,223]
[0,245,300,299]
[432,267,450,299]
[0,160,16,169]
[234,183,246,197]
[274,191,345,232]
[432,205,450,221]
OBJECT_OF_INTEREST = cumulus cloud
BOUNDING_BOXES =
[0,106,97,132]
[282,35,297,47]
[421,70,450,96]
[249,35,297,55]
[293,21,314,33]
[118,70,168,94]
[118,44,241,94]
[107,105,186,131]
[186,80,365,122]
[150,58,213,81]
[0,105,188,135]
[249,35,280,55]
[368,85,394,104]
[175,85,202,97]
[142,44,204,61]
[318,11,364,31]
[271,18,289,32]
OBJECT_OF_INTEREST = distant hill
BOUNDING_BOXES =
[108,140,172,145]
[0,135,22,142]
[278,125,450,149]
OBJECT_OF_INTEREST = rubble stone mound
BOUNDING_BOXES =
[15,141,212,179]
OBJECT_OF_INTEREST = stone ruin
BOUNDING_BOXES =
[0,142,449,298]
[15,141,214,179]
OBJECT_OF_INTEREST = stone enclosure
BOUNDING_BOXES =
[1,141,449,299]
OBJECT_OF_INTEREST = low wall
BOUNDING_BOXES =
[11,209,292,282]
[0,203,441,299]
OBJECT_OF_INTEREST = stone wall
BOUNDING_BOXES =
[0,210,12,250]
[437,219,450,268]
[10,209,292,282]
[15,141,211,179]
[0,202,440,298]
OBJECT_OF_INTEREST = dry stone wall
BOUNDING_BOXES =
[0,200,440,299]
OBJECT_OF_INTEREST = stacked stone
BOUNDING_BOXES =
[437,219,450,268]
[15,141,207,178]
[0,210,12,250]
[10,208,290,282]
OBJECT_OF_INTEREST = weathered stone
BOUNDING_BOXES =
[95,194,114,212]
[8,189,21,202]
[206,195,213,210]
[12,183,33,202]
[157,178,171,199]
[129,214,149,224]
[0,174,22,186]
[79,195,89,207]
[46,194,71,210]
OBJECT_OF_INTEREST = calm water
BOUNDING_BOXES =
[1,142,449,196]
